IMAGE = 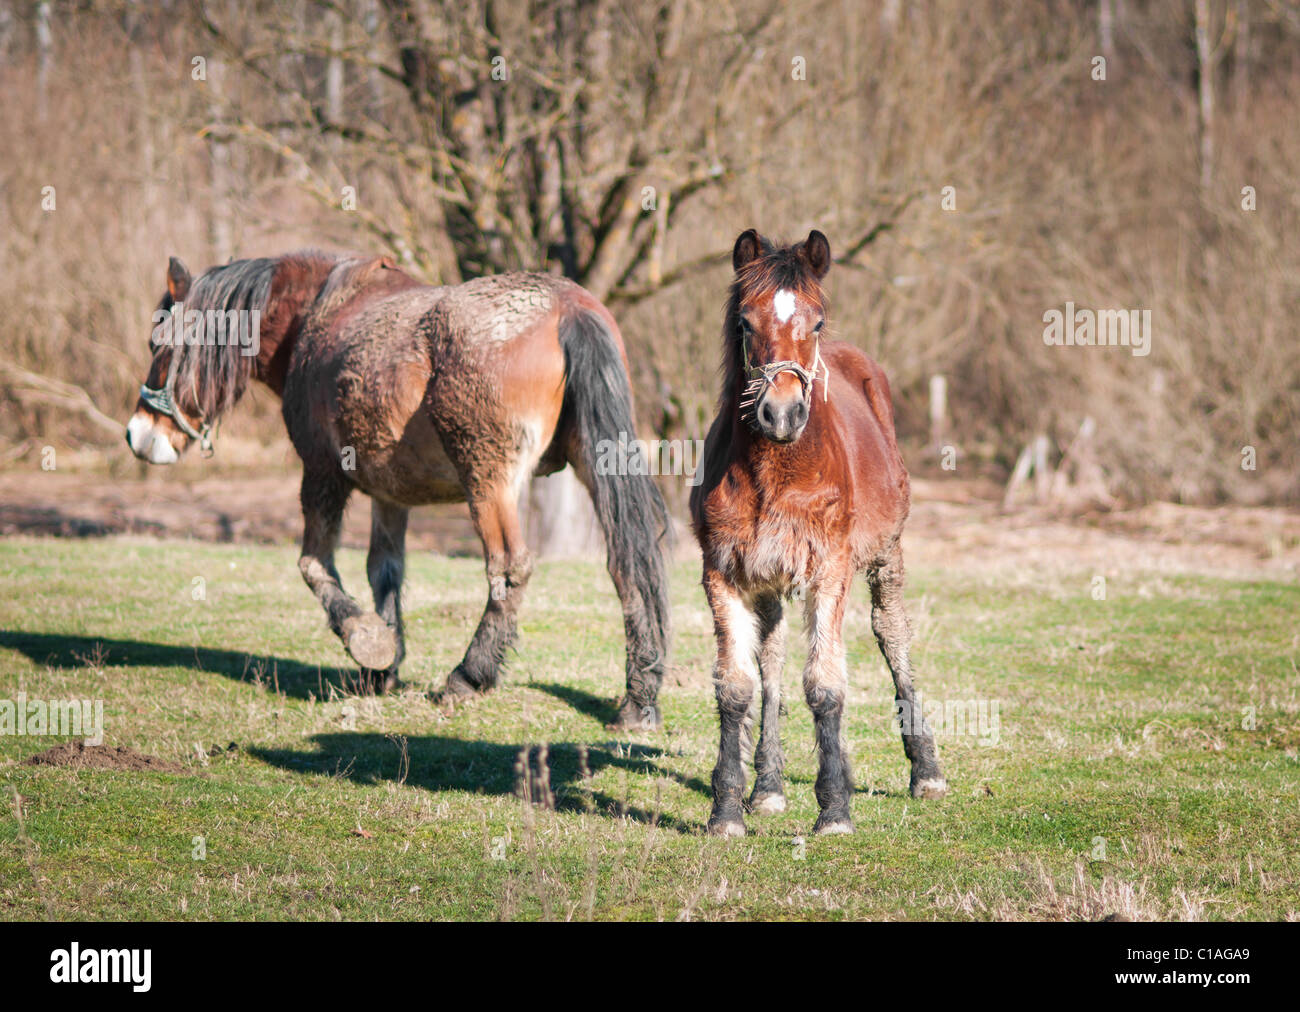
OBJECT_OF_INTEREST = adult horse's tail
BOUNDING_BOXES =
[558,306,671,729]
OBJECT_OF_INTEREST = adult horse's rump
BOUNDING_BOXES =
[126,251,669,730]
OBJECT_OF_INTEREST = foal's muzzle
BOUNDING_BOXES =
[755,389,809,443]
[740,339,824,444]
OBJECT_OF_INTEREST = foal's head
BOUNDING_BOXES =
[726,228,831,444]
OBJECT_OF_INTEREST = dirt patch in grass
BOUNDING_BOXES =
[24,741,187,773]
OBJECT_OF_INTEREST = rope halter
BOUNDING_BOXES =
[139,317,217,456]
[738,329,828,424]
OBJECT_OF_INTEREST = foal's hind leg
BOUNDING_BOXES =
[869,548,947,799]
[442,486,534,700]
[363,499,409,693]
[749,592,787,814]
[803,576,856,834]
[298,470,398,682]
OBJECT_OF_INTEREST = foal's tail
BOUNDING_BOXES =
[557,305,671,721]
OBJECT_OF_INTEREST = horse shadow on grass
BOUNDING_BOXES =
[0,630,350,700]
[529,682,899,799]
[250,732,708,834]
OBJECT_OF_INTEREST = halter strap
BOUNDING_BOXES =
[740,336,828,406]
[140,328,216,456]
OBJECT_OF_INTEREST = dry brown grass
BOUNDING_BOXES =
[2,1,1297,506]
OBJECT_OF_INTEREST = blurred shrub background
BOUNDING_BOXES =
[2,0,1296,510]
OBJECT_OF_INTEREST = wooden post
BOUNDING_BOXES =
[1002,442,1033,511]
[928,374,948,449]
[1032,434,1051,504]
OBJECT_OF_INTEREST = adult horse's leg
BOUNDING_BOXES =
[803,576,855,834]
[704,569,757,837]
[869,547,948,799]
[363,498,409,693]
[442,486,534,699]
[749,591,787,814]
[297,469,397,681]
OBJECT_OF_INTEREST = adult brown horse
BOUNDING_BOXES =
[690,229,947,836]
[125,250,669,730]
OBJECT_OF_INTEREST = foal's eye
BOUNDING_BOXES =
[814,320,824,334]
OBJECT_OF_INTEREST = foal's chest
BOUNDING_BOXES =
[701,469,849,591]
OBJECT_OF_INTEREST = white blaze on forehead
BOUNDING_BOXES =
[772,289,796,323]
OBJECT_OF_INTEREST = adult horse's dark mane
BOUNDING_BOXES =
[156,254,279,421]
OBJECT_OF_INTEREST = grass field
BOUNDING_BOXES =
[1,535,1297,920]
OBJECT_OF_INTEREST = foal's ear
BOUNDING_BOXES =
[166,256,191,302]
[802,230,832,279]
[732,229,764,273]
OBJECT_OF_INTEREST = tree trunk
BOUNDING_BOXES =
[523,469,601,558]
[208,54,234,263]
[35,0,51,122]
[1195,0,1215,194]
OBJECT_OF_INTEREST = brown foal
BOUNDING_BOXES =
[690,229,947,836]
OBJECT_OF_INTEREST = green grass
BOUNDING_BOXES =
[1,535,1297,920]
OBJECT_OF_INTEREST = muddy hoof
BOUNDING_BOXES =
[435,667,481,704]
[749,792,787,815]
[707,818,746,838]
[609,698,661,732]
[910,776,949,800]
[360,668,401,695]
[343,613,397,671]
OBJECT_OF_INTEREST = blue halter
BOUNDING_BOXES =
[140,330,216,456]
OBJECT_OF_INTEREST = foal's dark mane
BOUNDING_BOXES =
[719,238,828,412]
[156,249,340,421]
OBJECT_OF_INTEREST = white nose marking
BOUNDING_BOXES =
[148,432,178,464]
[773,289,796,323]
[126,414,153,455]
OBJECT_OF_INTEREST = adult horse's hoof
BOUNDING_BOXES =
[910,776,949,800]
[749,792,787,814]
[342,613,397,671]
[360,668,401,695]
[610,698,661,732]
[814,819,854,836]
[707,818,746,838]
[436,666,482,704]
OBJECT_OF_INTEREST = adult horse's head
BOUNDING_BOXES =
[126,255,269,463]
[727,228,831,444]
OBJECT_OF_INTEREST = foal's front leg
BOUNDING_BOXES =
[705,568,759,837]
[803,577,855,834]
[749,591,788,814]
[297,470,397,681]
